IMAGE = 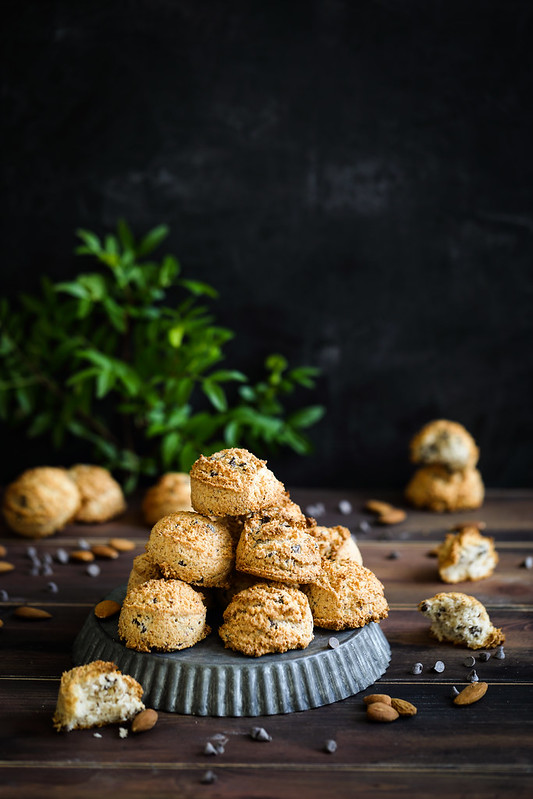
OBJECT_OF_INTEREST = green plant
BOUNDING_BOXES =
[0,222,324,491]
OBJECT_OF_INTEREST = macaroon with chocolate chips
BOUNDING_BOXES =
[417,591,505,650]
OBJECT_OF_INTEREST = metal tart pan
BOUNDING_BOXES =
[73,584,391,717]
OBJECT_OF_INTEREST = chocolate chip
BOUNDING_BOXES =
[200,770,217,784]
[86,564,101,577]
[46,582,58,594]
[324,739,337,753]
[450,686,460,698]
[305,503,325,517]
[358,520,371,533]
[78,539,90,550]
[203,742,218,756]
[0,589,9,601]
[495,645,505,660]
[463,656,476,667]
[411,662,423,675]
[42,565,54,577]
[520,556,533,569]
[420,603,430,613]
[250,727,272,742]
[387,551,400,560]
[469,669,479,682]
[55,549,69,564]
[338,500,352,515]
[29,566,40,577]
[433,660,445,673]
[328,637,340,649]
[25,547,37,559]
[478,651,490,662]
[42,553,53,566]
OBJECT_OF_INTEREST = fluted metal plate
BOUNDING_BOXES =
[73,585,391,717]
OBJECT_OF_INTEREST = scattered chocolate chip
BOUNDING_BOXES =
[211,734,229,744]
[387,551,400,560]
[520,556,533,569]
[42,553,53,566]
[411,663,423,675]
[0,589,9,601]
[250,727,272,742]
[214,743,225,755]
[358,520,371,533]
[433,660,445,673]
[478,651,491,662]
[494,646,505,660]
[469,669,479,682]
[78,539,90,551]
[338,500,352,515]
[324,739,337,753]
[93,732,102,738]
[450,686,460,698]
[29,566,40,577]
[305,503,325,517]
[26,547,37,559]
[86,564,101,577]
[55,549,69,564]
[463,656,476,667]
[46,582,58,594]
[42,565,54,577]
[204,742,218,756]
[200,770,217,785]
[328,637,340,649]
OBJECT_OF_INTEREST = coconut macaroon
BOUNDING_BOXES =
[303,561,389,630]
[126,552,163,592]
[405,465,484,512]
[219,583,314,657]
[146,511,235,588]
[417,591,505,650]
[142,472,193,526]
[236,513,321,585]
[437,527,499,583]
[53,660,145,732]
[69,464,126,523]
[308,525,363,565]
[2,466,81,538]
[118,579,210,653]
[190,447,285,517]
[409,419,479,471]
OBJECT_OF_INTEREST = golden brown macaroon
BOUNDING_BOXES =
[142,472,193,526]
[219,583,314,657]
[405,465,484,512]
[236,512,321,585]
[118,578,210,653]
[409,419,479,471]
[69,464,126,523]
[52,660,145,732]
[437,527,498,583]
[2,466,81,538]
[308,525,363,564]
[146,511,235,588]
[417,591,505,649]
[190,448,285,517]
[303,560,389,631]
[126,552,163,592]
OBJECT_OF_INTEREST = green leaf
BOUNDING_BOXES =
[202,380,227,412]
[27,411,53,437]
[136,225,169,257]
[208,369,247,383]
[265,353,288,373]
[287,405,325,429]
[117,219,135,251]
[223,420,241,447]
[160,255,180,286]
[55,281,88,299]
[96,370,115,398]
[168,325,184,348]
[161,430,181,468]
[179,441,200,471]
[76,229,102,253]
[179,279,218,298]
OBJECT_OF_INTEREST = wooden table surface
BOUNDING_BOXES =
[1,488,532,799]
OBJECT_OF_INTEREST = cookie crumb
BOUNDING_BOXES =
[118,727,128,739]
[93,732,102,738]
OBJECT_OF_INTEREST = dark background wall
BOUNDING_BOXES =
[2,0,533,488]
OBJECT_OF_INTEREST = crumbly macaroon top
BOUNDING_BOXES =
[190,448,267,489]
[69,464,122,496]
[123,578,205,613]
[223,582,311,624]
[308,525,351,559]
[59,660,130,689]
[3,466,80,515]
[310,559,386,597]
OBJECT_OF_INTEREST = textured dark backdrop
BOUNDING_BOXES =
[2,0,533,489]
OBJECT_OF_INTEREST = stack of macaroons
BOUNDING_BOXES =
[120,447,389,658]
[405,420,484,512]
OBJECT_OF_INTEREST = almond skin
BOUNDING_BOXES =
[363,693,392,706]
[0,619,4,629]
[94,600,121,619]
[453,682,488,706]
[91,545,119,560]
[0,561,15,573]
[378,509,407,525]
[70,550,95,563]
[0,545,7,558]
[365,500,395,515]
[366,702,399,722]
[14,606,52,620]
[131,708,158,733]
[391,698,417,716]
[108,538,136,552]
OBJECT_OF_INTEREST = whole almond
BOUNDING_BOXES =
[365,500,394,515]
[94,600,121,619]
[131,708,158,734]
[366,702,399,722]
[109,538,136,552]
[378,508,407,525]
[0,618,4,629]
[91,545,119,560]
[453,682,488,706]
[363,693,392,706]
[14,606,52,620]
[0,561,15,573]
[390,698,417,716]
[0,545,7,558]
[70,550,95,562]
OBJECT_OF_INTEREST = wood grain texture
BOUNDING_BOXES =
[1,489,532,798]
